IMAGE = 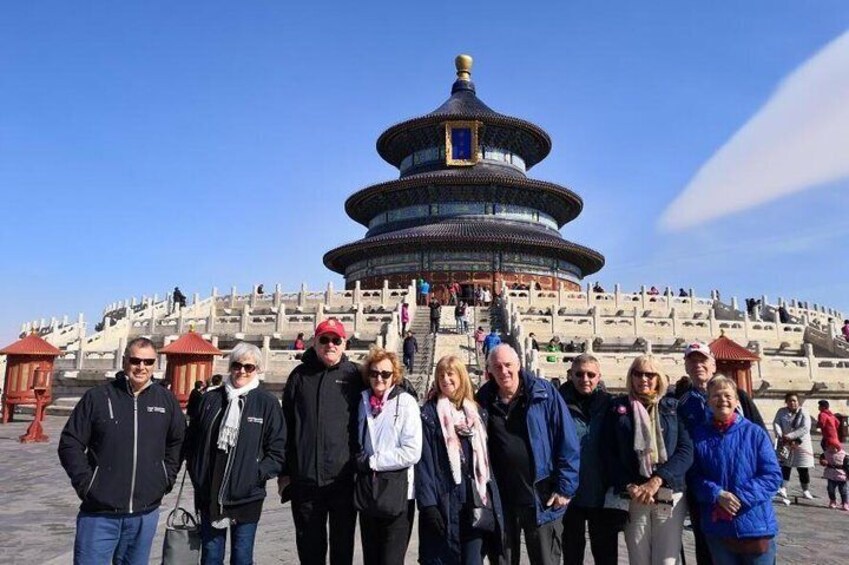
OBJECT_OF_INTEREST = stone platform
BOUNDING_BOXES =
[0,415,844,564]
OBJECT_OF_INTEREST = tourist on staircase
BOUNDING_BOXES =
[417,355,504,565]
[429,298,442,334]
[402,331,418,374]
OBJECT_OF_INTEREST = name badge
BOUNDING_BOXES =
[247,416,264,424]
[147,406,166,414]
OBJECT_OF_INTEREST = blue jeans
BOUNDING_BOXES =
[74,508,160,565]
[706,536,777,565]
[200,514,259,565]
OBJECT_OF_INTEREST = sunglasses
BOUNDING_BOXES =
[318,336,343,346]
[632,371,659,380]
[230,361,257,373]
[128,357,156,366]
[369,370,393,381]
[573,371,598,379]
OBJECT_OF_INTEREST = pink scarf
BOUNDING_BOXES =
[436,396,491,505]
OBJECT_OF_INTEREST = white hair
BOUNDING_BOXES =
[230,342,263,372]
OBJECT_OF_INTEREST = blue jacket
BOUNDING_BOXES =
[482,333,501,355]
[558,382,611,508]
[602,395,693,494]
[689,416,782,540]
[677,386,765,434]
[476,370,581,525]
[415,400,504,564]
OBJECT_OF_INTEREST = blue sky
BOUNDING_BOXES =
[2,1,849,344]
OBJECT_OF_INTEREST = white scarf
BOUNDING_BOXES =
[217,375,260,452]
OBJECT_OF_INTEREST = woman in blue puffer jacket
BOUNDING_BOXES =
[689,376,782,565]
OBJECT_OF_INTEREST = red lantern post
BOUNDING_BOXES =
[1,333,60,424]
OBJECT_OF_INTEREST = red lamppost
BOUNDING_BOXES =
[20,368,50,443]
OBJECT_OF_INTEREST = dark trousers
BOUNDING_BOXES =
[359,501,415,565]
[827,480,848,503]
[500,505,562,565]
[403,354,414,373]
[781,465,810,485]
[291,481,357,565]
[430,319,440,333]
[562,505,619,565]
[687,490,714,565]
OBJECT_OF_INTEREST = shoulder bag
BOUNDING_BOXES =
[161,468,201,565]
[353,396,409,518]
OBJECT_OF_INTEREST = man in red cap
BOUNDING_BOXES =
[281,318,364,564]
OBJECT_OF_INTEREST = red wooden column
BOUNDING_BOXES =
[709,334,760,397]
[1,332,61,424]
[160,330,221,409]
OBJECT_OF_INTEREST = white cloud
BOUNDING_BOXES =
[660,29,849,231]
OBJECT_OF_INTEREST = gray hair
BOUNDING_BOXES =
[486,343,520,370]
[570,353,600,367]
[124,337,155,358]
[230,342,263,372]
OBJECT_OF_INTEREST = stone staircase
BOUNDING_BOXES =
[398,309,436,398]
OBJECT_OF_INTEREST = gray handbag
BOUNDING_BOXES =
[161,469,201,565]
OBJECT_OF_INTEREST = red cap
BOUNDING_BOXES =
[315,318,347,339]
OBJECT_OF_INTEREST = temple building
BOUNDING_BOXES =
[323,55,605,293]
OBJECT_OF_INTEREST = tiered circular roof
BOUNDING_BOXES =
[324,54,604,281]
[345,171,583,228]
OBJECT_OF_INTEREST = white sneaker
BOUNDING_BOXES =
[782,497,791,506]
[802,490,814,500]
[777,487,788,498]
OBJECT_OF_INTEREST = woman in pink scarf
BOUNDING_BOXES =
[415,355,504,564]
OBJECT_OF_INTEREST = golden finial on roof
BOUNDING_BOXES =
[189,323,195,333]
[455,54,473,81]
[720,329,726,337]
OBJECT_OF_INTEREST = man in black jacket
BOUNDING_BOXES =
[281,318,364,564]
[58,337,185,565]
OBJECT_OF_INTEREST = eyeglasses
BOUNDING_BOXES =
[574,371,598,379]
[632,371,659,380]
[128,357,156,366]
[230,361,257,373]
[318,336,343,346]
[369,370,393,381]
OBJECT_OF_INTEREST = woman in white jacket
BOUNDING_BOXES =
[355,346,423,564]
[773,392,815,501]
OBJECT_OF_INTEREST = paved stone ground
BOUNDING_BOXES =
[0,415,844,564]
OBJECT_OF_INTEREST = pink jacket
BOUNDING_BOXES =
[821,448,847,482]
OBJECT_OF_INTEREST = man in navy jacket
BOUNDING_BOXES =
[477,344,580,565]
[58,337,185,565]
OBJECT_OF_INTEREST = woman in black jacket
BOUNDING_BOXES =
[603,355,693,565]
[185,342,286,565]
[415,355,504,564]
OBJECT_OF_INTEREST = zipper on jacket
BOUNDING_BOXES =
[161,461,168,486]
[85,466,100,498]
[107,398,114,420]
[128,395,139,513]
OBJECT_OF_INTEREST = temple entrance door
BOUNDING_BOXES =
[460,284,475,304]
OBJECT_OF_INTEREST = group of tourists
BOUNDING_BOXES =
[58,313,823,565]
